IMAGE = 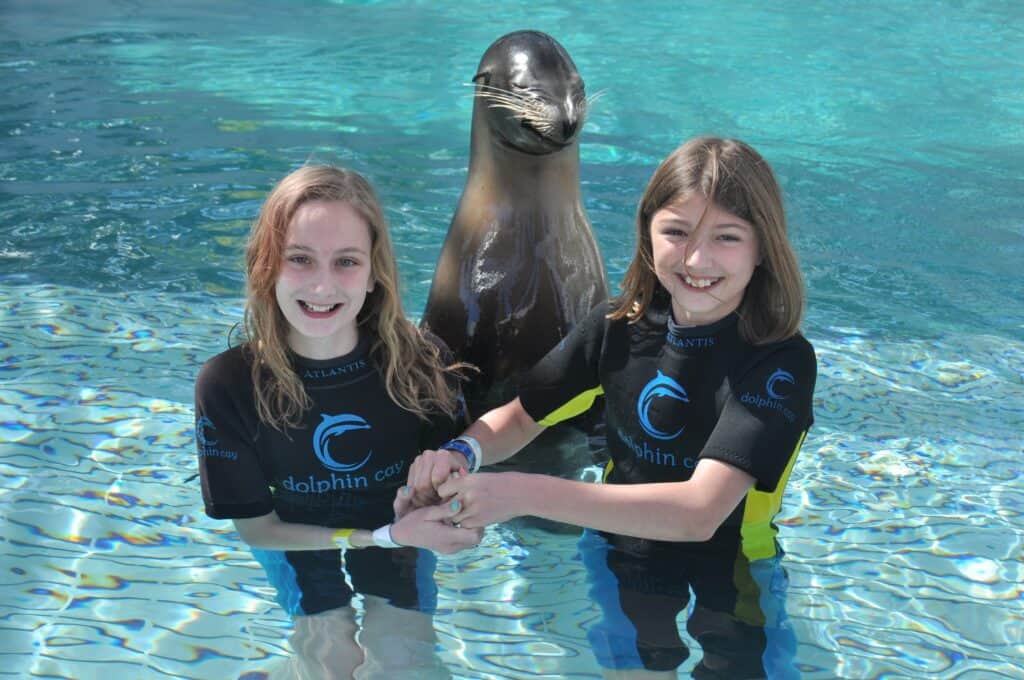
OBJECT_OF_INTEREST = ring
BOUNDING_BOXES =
[454,522,462,528]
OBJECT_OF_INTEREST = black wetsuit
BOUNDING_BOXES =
[519,299,816,675]
[194,334,464,616]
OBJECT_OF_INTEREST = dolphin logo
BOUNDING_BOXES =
[637,371,689,440]
[765,369,796,400]
[196,415,216,448]
[313,413,373,472]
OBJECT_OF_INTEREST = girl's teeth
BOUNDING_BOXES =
[684,275,716,288]
[303,301,335,312]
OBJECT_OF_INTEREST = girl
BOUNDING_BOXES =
[194,165,479,677]
[408,137,816,677]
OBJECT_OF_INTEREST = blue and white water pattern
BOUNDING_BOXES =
[1,1,1022,678]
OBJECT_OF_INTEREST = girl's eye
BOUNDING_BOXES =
[717,233,743,243]
[337,257,358,267]
[287,255,311,265]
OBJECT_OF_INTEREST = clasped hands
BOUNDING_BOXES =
[398,448,519,532]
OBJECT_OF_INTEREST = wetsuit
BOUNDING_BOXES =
[518,298,816,675]
[194,333,465,616]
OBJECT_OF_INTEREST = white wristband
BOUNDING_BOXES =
[459,435,483,473]
[371,524,402,549]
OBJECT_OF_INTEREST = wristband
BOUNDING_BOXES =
[441,436,482,473]
[371,524,402,549]
[441,439,475,471]
[332,528,354,550]
[459,435,483,472]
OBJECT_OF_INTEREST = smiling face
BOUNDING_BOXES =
[274,200,374,359]
[650,195,760,327]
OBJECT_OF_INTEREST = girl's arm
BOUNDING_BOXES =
[464,397,547,463]
[437,458,754,542]
[232,499,480,554]
[234,512,358,549]
[406,397,545,503]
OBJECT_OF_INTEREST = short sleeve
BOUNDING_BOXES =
[518,302,609,426]
[700,338,817,492]
[194,352,274,519]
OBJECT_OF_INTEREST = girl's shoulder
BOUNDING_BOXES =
[773,331,816,362]
[737,331,817,383]
[196,343,254,391]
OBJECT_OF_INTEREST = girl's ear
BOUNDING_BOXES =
[367,278,375,293]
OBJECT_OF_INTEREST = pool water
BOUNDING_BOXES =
[2,1,1022,678]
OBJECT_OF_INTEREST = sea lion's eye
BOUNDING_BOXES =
[511,82,540,96]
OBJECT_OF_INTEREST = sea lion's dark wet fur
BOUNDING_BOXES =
[422,31,609,484]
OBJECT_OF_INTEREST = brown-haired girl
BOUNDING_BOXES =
[409,137,816,676]
[194,165,478,675]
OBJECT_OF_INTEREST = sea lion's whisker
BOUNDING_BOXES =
[476,90,538,108]
[520,111,555,128]
[525,122,556,135]
[488,104,549,127]
[475,92,527,106]
[518,111,558,131]
[474,83,530,97]
[476,93,554,126]
[474,89,523,102]
[478,96,534,114]
[489,103,534,116]
[585,90,607,115]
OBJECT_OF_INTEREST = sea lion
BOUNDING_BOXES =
[422,30,609,429]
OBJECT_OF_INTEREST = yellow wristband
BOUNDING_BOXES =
[332,528,354,550]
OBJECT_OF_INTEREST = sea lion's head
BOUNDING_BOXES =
[473,30,587,155]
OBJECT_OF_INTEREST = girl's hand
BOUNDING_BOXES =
[405,448,468,508]
[390,500,482,554]
[392,484,416,520]
[436,472,524,529]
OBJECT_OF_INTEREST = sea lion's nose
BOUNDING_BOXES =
[562,118,578,140]
[561,96,579,140]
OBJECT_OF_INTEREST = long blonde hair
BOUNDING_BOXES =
[244,165,464,430]
[610,136,805,344]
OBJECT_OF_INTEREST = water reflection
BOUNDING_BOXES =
[267,597,448,680]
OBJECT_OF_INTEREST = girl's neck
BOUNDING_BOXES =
[667,309,738,335]
[287,328,361,361]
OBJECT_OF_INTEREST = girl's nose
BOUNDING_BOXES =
[684,236,711,268]
[310,266,333,293]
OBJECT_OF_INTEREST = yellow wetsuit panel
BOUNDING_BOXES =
[536,385,605,427]
[739,430,807,562]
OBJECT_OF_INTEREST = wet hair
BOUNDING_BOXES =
[609,136,805,344]
[244,165,465,430]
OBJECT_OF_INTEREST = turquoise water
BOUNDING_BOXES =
[2,1,1022,678]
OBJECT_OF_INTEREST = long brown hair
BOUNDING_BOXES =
[244,165,464,430]
[610,136,804,344]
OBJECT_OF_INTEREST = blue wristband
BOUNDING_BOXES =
[441,439,476,472]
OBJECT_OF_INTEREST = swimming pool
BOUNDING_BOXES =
[2,1,1022,677]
